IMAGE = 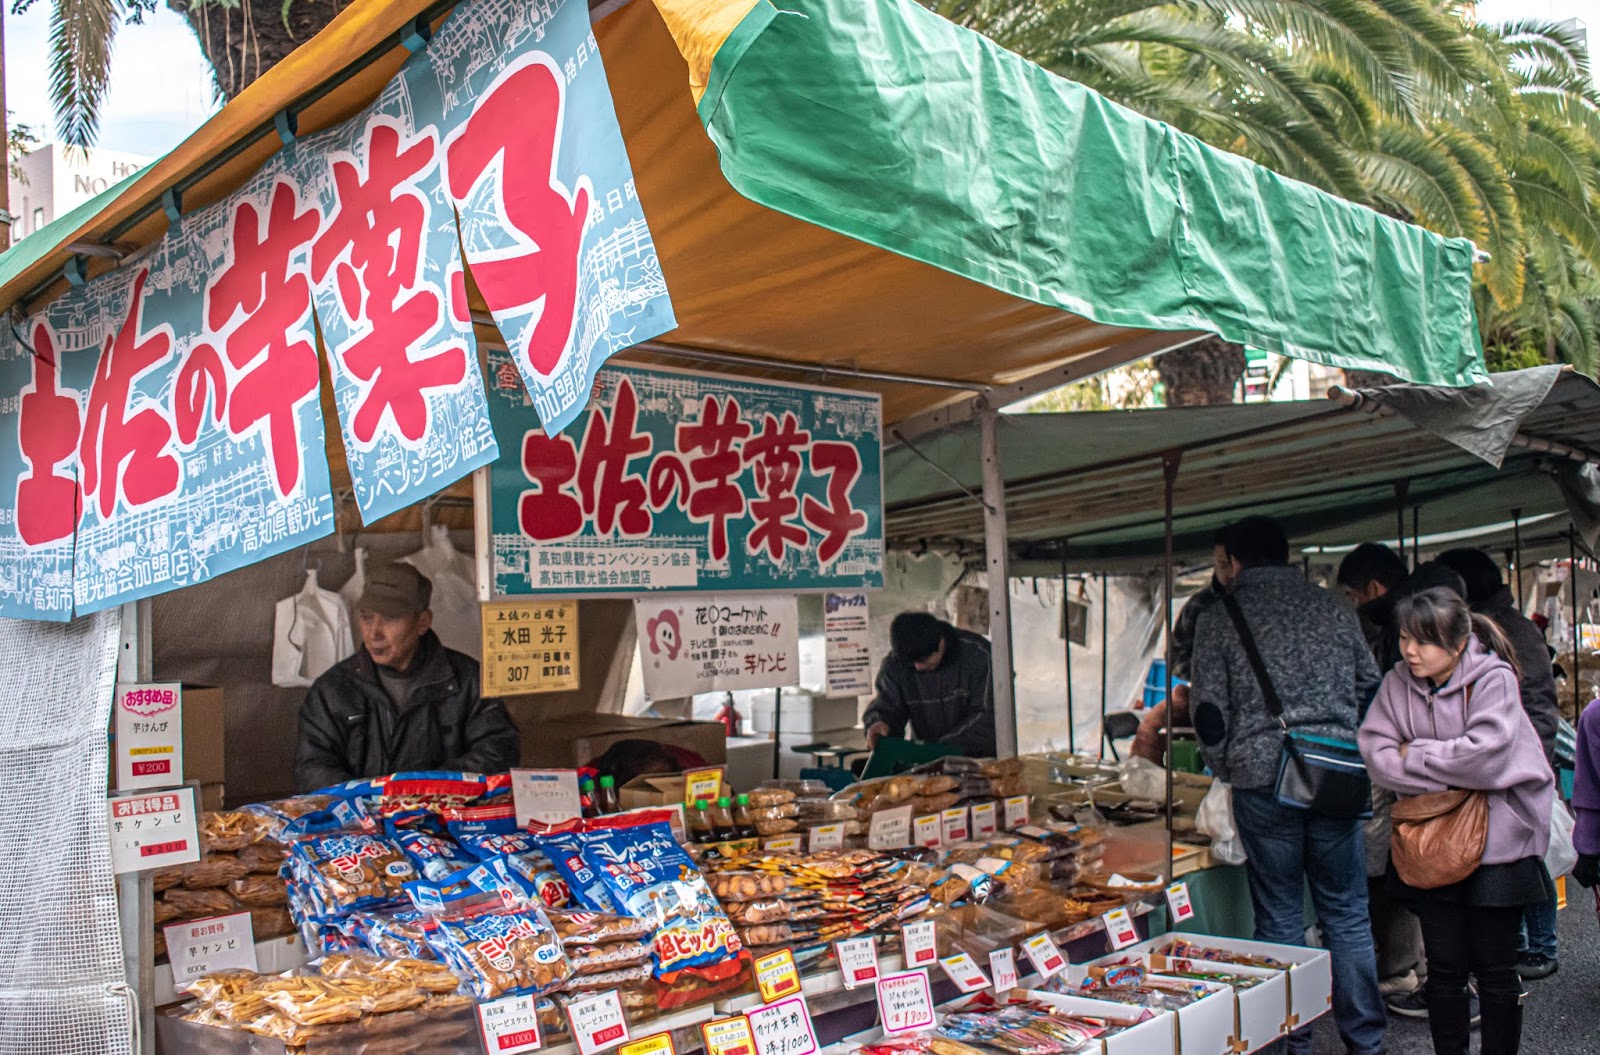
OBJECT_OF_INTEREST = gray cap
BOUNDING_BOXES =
[356,562,432,618]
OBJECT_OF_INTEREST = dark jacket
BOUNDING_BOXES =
[862,627,996,757]
[1171,581,1222,681]
[294,630,521,792]
[1476,585,1560,764]
[1191,566,1381,789]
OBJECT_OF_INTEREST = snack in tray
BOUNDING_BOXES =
[229,874,288,908]
[200,811,278,852]
[707,870,788,902]
[291,832,416,915]
[746,788,798,808]
[545,909,655,944]
[753,817,799,835]
[162,887,240,918]
[1164,938,1288,969]
[565,940,655,974]
[426,902,570,1000]
[178,853,251,890]
[320,954,462,994]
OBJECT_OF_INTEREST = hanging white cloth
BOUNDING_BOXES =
[399,526,481,659]
[338,546,369,617]
[272,570,356,687]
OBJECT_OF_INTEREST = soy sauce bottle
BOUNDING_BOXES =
[732,794,759,839]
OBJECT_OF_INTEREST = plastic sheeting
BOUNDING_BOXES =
[0,610,132,1055]
[1350,364,1564,468]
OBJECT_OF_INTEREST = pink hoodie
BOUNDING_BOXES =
[1359,636,1554,867]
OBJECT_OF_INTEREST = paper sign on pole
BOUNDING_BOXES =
[835,936,879,989]
[479,993,544,1054]
[164,912,257,990]
[635,595,800,698]
[1103,907,1140,950]
[901,920,938,968]
[1166,882,1195,924]
[875,970,935,1035]
[989,947,1019,992]
[481,602,579,696]
[747,996,819,1055]
[702,1017,757,1055]
[823,592,872,696]
[868,805,912,850]
[109,786,200,874]
[511,770,582,827]
[114,683,183,791]
[567,991,630,1055]
[754,949,802,1003]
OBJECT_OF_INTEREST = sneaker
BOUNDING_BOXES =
[1386,991,1429,1018]
[1379,969,1418,996]
[1516,953,1558,981]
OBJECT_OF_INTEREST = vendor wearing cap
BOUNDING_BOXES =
[293,561,520,791]
[862,611,996,757]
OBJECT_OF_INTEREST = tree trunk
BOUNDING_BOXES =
[1341,368,1401,389]
[167,0,347,101]
[1155,336,1246,406]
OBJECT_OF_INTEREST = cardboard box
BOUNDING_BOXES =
[1022,990,1176,1055]
[618,773,733,811]
[1067,965,1236,1055]
[1151,933,1332,1035]
[198,782,225,811]
[515,713,727,770]
[181,685,226,786]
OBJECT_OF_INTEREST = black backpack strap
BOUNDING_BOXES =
[1220,590,1288,732]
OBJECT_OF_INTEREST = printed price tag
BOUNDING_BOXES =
[755,948,803,1002]
[1103,907,1140,950]
[941,806,970,844]
[567,990,630,1055]
[763,835,803,852]
[684,767,724,806]
[1003,795,1030,830]
[989,947,1019,992]
[620,1033,675,1055]
[165,912,257,990]
[939,952,992,993]
[913,814,942,848]
[808,823,845,852]
[109,786,200,874]
[511,769,582,827]
[479,994,543,1054]
[1022,931,1066,979]
[901,920,938,968]
[747,996,819,1055]
[969,801,998,838]
[1165,882,1195,924]
[875,969,936,1035]
[868,805,913,851]
[702,1016,757,1055]
[113,683,183,791]
[835,936,879,989]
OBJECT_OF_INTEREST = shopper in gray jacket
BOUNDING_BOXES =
[1190,516,1385,1055]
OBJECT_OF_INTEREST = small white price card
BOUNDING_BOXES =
[875,969,935,1035]
[754,948,802,1003]
[835,936,879,989]
[1165,882,1195,924]
[1103,907,1140,950]
[868,805,913,851]
[165,912,257,991]
[567,990,630,1055]
[511,769,582,827]
[109,786,200,874]
[969,801,998,838]
[114,683,183,791]
[620,1033,676,1055]
[1022,931,1066,979]
[764,835,803,852]
[702,1017,757,1055]
[941,806,970,844]
[989,947,1019,992]
[808,823,845,852]
[939,952,992,993]
[913,814,941,848]
[1003,795,1030,829]
[479,994,543,1054]
[901,920,938,968]
[747,996,819,1055]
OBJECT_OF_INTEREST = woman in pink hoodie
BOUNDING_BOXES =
[1359,587,1554,1055]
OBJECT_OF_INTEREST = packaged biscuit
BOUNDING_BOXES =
[378,772,487,817]
[534,828,620,914]
[560,963,654,991]
[290,832,416,916]
[707,871,788,902]
[392,829,476,883]
[565,940,654,974]
[163,887,240,918]
[200,812,278,853]
[236,840,289,875]
[228,875,288,908]
[545,910,654,945]
[179,854,251,890]
[425,903,570,1000]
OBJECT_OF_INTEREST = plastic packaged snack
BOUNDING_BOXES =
[745,788,797,808]
[180,854,251,890]
[753,817,798,836]
[392,829,476,883]
[546,910,655,945]
[426,903,571,1000]
[200,811,278,852]
[737,923,793,947]
[163,887,240,918]
[360,910,435,960]
[560,963,655,991]
[290,832,416,915]
[706,871,788,902]
[153,899,182,924]
[534,828,621,913]
[565,940,654,974]
[152,865,184,892]
[724,899,790,925]
[187,968,262,1005]
[236,840,289,875]
[229,875,288,908]
[379,772,488,816]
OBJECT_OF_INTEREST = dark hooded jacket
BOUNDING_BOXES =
[1476,585,1560,764]
[862,626,996,757]
[294,630,520,791]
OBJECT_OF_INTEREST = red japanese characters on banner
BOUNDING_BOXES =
[15,327,82,548]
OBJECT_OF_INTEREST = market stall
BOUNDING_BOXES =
[0,0,1495,1052]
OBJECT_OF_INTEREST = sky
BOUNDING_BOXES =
[0,0,1595,161]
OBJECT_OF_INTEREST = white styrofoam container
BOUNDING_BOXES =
[1065,965,1237,1055]
[1084,947,1289,1054]
[1151,933,1332,1034]
[749,691,863,735]
[1022,989,1177,1055]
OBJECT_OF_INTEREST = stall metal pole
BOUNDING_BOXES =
[1061,546,1075,756]
[1512,508,1524,612]
[771,686,783,780]
[1573,528,1582,719]
[1394,480,1410,568]
[472,466,493,602]
[117,598,155,1053]
[1412,506,1421,562]
[1099,573,1110,758]
[1161,451,1181,886]
[980,403,1020,757]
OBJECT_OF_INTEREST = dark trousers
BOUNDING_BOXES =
[1417,901,1524,1055]
[1368,876,1425,985]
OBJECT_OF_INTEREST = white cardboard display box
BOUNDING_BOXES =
[1020,990,1177,1055]
[1064,965,1237,1055]
[1083,948,1290,1054]
[1144,933,1332,1034]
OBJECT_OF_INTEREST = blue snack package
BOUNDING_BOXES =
[426,903,571,1000]
[534,829,620,913]
[393,828,477,882]
[290,832,416,916]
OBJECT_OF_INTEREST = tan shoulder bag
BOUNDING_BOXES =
[1388,685,1488,889]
